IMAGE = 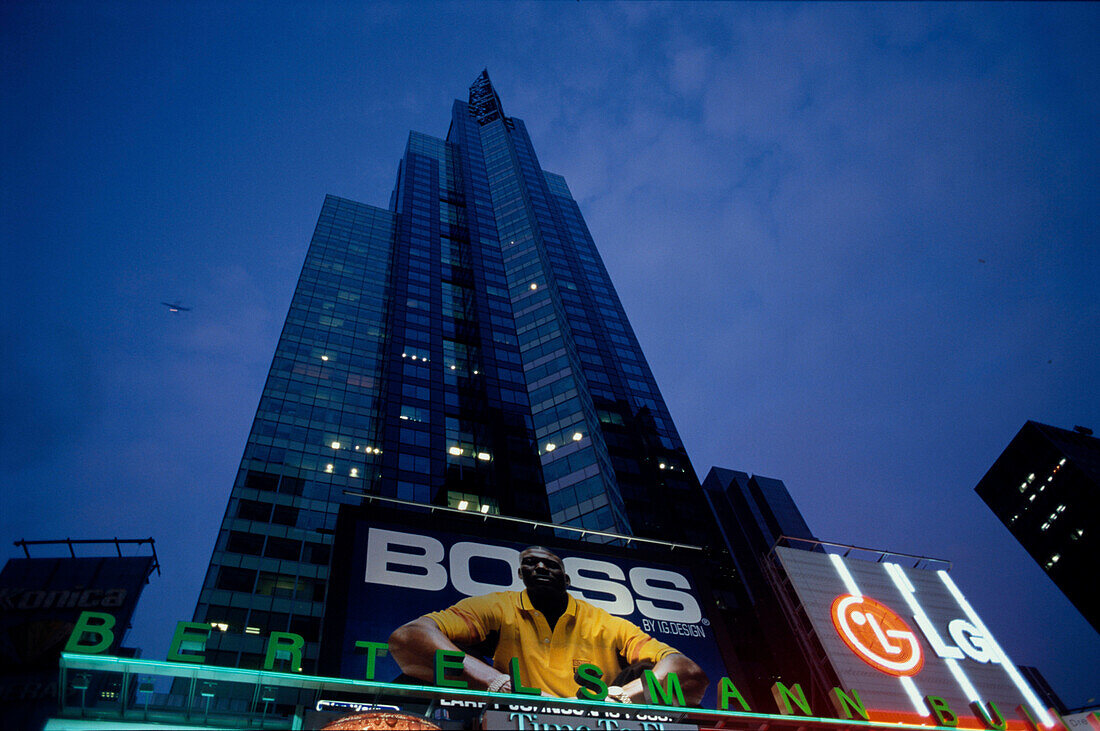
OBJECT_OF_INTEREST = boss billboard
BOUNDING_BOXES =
[322,507,728,709]
[772,546,1054,727]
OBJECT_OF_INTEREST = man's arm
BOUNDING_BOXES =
[387,617,507,691]
[618,653,708,706]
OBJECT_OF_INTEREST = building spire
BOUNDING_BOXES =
[469,69,506,125]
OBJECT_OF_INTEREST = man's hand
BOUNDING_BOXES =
[616,653,708,706]
[388,617,502,690]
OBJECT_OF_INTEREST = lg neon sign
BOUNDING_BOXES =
[831,590,1004,676]
[831,594,923,677]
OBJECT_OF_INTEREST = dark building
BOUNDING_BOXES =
[1,539,157,731]
[701,467,819,706]
[193,72,722,674]
[975,420,1099,634]
[1017,665,1067,715]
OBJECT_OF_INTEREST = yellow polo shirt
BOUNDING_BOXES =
[425,590,679,697]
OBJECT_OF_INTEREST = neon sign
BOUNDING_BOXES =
[831,594,923,677]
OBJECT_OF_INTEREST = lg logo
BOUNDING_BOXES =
[832,591,1003,677]
[831,594,923,677]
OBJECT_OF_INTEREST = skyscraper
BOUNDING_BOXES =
[700,468,818,704]
[975,420,1099,633]
[194,72,716,673]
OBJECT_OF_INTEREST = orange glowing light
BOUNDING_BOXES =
[831,594,924,677]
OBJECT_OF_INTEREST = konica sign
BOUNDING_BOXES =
[773,546,1054,727]
[324,521,728,708]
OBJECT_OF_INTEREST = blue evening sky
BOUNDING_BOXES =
[2,2,1097,706]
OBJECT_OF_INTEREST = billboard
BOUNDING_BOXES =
[772,546,1053,726]
[323,509,728,709]
[0,554,154,730]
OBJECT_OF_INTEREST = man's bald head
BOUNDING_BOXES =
[518,546,570,595]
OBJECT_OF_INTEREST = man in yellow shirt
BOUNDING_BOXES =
[388,546,707,704]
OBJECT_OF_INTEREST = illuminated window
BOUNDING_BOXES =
[445,491,499,515]
[448,446,463,456]
[477,452,491,461]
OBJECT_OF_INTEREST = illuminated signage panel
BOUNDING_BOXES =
[773,546,1050,725]
[323,518,728,708]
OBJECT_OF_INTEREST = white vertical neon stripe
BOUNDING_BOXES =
[899,676,930,717]
[936,570,1054,728]
[886,561,916,593]
[884,563,947,644]
[829,553,862,597]
[944,657,981,703]
[828,556,927,717]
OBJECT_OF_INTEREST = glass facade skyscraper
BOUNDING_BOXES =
[194,72,715,673]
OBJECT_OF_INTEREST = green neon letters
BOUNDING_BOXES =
[166,621,212,664]
[355,641,388,680]
[61,620,1055,728]
[64,611,116,655]
[772,681,812,716]
[643,668,684,707]
[509,656,541,696]
[830,687,869,721]
[574,662,607,701]
[926,696,959,727]
[264,632,304,672]
[434,648,467,688]
[971,701,1007,731]
[718,677,750,712]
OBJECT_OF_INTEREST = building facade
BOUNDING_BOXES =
[975,420,1099,634]
[700,467,818,706]
[193,72,719,674]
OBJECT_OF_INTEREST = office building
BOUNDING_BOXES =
[975,420,1099,633]
[193,71,716,673]
[701,467,818,705]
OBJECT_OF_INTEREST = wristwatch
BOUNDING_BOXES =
[607,685,632,704]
